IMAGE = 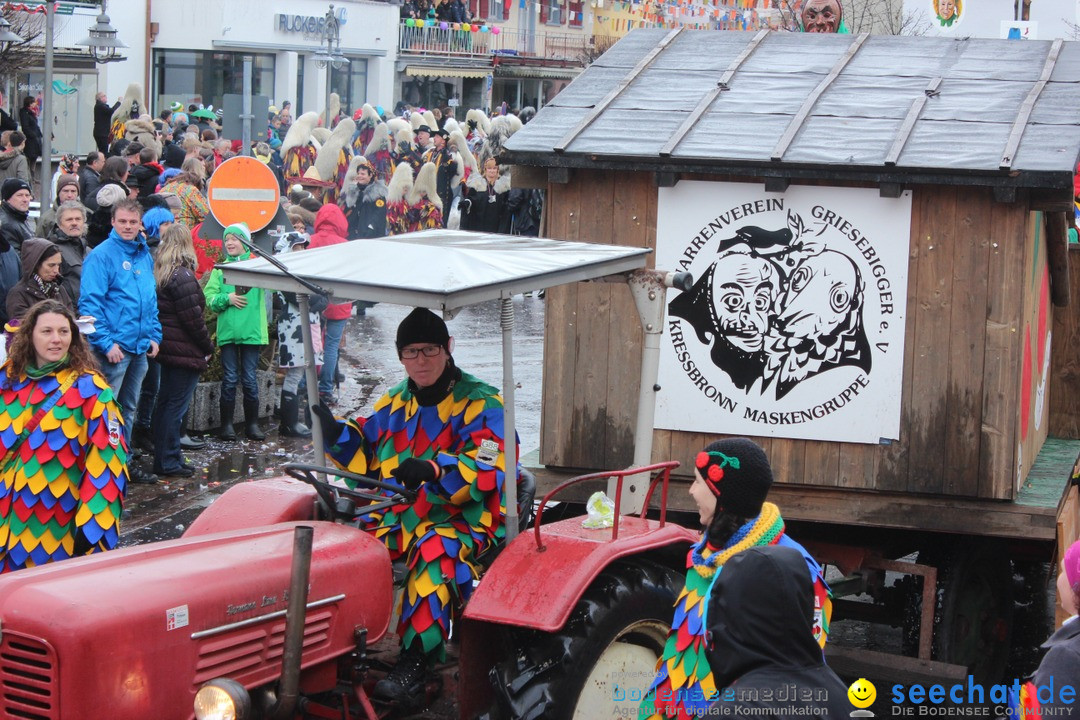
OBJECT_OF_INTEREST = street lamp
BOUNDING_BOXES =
[312,5,348,127]
[77,1,128,64]
[0,15,23,49]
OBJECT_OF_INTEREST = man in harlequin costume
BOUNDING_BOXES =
[0,300,128,572]
[641,438,831,720]
[311,307,512,707]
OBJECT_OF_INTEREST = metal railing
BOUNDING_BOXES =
[397,22,590,62]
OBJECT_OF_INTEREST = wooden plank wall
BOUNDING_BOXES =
[540,172,1039,500]
[1049,247,1080,439]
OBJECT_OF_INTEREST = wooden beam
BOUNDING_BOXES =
[510,164,547,189]
[1001,38,1064,170]
[527,465,1061,540]
[1046,211,1071,307]
[825,646,967,686]
[553,28,683,154]
[659,28,770,157]
[994,185,1018,203]
[548,167,571,184]
[885,77,941,167]
[879,182,903,198]
[764,176,789,193]
[653,171,678,187]
[771,33,870,162]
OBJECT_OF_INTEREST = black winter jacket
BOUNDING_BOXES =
[705,546,851,720]
[341,180,388,239]
[461,172,511,234]
[48,224,87,301]
[156,265,214,371]
[86,180,130,248]
[18,107,41,161]
[130,162,164,207]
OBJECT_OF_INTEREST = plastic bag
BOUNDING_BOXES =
[581,491,615,529]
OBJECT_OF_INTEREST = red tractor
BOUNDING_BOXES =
[0,461,695,720]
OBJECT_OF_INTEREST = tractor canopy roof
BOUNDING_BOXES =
[503,29,1080,192]
[219,229,650,312]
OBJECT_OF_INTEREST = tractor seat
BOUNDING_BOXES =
[391,467,537,586]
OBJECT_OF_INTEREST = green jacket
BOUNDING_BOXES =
[203,250,268,346]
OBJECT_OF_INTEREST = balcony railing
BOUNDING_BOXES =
[398,22,590,63]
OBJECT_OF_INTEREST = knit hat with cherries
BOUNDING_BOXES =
[695,438,773,519]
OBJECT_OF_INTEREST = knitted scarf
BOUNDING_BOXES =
[642,502,798,720]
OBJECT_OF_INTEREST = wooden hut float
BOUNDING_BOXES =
[504,29,1080,679]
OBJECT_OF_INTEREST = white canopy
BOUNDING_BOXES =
[218,229,653,541]
[220,229,652,312]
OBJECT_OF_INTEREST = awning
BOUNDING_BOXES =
[494,65,582,80]
[220,229,650,309]
[406,65,490,78]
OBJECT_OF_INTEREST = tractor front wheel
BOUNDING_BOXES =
[489,559,681,720]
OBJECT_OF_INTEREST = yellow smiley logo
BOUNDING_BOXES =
[848,678,877,708]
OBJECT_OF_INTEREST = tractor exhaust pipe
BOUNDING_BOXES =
[269,525,314,720]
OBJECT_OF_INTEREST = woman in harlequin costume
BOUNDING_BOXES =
[0,300,128,573]
[311,308,512,708]
[641,438,831,720]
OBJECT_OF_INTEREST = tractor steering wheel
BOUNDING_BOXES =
[283,462,416,522]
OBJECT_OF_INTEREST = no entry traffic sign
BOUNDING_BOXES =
[206,156,281,233]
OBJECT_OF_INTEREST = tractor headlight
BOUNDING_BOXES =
[194,678,251,720]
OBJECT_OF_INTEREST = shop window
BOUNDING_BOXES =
[330,59,370,114]
[153,49,275,116]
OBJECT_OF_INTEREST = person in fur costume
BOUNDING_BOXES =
[311,117,355,206]
[405,162,443,232]
[392,128,423,176]
[421,129,461,228]
[385,163,413,237]
[281,111,322,182]
[352,104,380,156]
[123,118,162,161]
[340,156,388,239]
[476,114,522,168]
[320,92,342,130]
[386,117,412,149]
[464,108,490,154]
[460,157,510,233]
[109,84,142,146]
[364,123,395,185]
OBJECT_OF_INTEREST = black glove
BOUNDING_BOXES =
[311,403,341,445]
[391,458,438,492]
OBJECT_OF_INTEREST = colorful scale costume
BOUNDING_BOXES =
[325,371,510,660]
[642,503,831,720]
[0,368,127,573]
[283,145,318,184]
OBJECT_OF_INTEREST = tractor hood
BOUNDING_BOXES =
[0,521,392,720]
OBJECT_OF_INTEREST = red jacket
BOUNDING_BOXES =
[308,205,353,320]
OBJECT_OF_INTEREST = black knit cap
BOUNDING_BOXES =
[396,308,450,354]
[695,438,773,519]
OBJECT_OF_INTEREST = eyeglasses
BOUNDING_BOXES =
[400,345,443,360]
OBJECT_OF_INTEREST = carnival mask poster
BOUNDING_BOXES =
[655,182,912,444]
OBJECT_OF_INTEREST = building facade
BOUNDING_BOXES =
[396,0,593,111]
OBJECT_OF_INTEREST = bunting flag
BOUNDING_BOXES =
[326,371,511,662]
[0,369,127,574]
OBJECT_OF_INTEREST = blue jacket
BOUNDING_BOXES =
[79,229,162,355]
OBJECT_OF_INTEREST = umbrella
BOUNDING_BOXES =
[191,108,215,120]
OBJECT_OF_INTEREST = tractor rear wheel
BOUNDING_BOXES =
[902,541,1013,683]
[489,559,682,720]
